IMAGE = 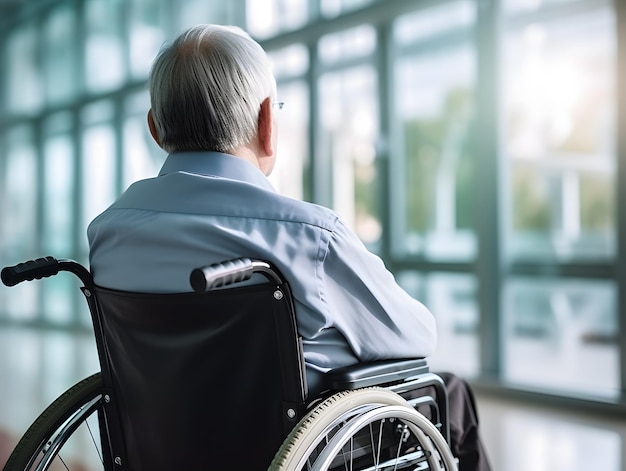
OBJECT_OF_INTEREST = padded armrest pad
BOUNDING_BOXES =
[321,358,429,390]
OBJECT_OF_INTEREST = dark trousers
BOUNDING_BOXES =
[407,372,492,471]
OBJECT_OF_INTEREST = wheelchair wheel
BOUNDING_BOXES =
[270,388,457,471]
[4,373,106,471]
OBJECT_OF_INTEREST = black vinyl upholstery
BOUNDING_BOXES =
[95,281,306,471]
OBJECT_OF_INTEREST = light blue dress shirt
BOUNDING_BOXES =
[88,151,437,393]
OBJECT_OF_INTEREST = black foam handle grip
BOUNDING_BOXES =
[190,258,255,293]
[1,256,60,287]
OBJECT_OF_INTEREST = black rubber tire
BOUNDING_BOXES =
[3,373,104,471]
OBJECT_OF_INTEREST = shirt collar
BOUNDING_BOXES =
[158,151,275,192]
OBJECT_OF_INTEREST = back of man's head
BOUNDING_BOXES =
[149,24,276,154]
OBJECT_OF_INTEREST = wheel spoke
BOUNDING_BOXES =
[86,418,104,464]
[375,419,384,469]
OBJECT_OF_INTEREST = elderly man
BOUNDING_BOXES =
[88,24,491,471]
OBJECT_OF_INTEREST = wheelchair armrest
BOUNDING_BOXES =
[321,358,429,391]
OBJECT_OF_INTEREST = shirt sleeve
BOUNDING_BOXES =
[319,217,437,362]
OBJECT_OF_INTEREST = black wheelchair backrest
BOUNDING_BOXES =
[94,266,306,470]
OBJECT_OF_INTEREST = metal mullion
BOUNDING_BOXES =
[302,41,315,203]
[387,259,475,274]
[315,53,377,75]
[33,117,46,322]
[309,40,330,207]
[71,0,87,329]
[376,20,392,260]
[474,0,503,381]
[615,0,626,403]
[112,96,125,196]
[33,4,49,325]
[393,28,475,58]
[0,19,7,119]
[119,0,131,87]
[508,261,615,280]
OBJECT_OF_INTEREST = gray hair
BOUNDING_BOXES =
[149,24,277,153]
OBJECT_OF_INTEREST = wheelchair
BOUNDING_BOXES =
[1,256,457,471]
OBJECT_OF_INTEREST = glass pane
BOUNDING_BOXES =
[392,46,476,260]
[247,0,309,39]
[321,0,374,18]
[41,276,75,324]
[318,66,381,246]
[177,1,234,32]
[42,133,74,255]
[318,25,376,65]
[3,127,37,256]
[82,99,115,126]
[81,125,117,253]
[393,0,475,45]
[123,117,161,187]
[499,408,621,471]
[5,22,43,114]
[123,91,164,188]
[40,332,83,405]
[269,80,309,200]
[397,271,479,377]
[503,277,618,399]
[85,0,126,92]
[268,44,309,79]
[43,5,77,104]
[503,8,616,260]
[504,0,588,15]
[0,328,42,432]
[128,0,166,78]
[0,328,100,457]
[2,127,39,321]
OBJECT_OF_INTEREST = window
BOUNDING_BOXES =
[5,22,42,114]
[43,5,77,104]
[318,24,376,64]
[269,44,310,200]
[316,26,380,246]
[123,91,163,188]
[318,66,381,245]
[499,2,619,399]
[128,0,167,79]
[503,0,587,15]
[42,113,75,255]
[2,126,38,321]
[398,271,479,376]
[268,43,309,78]
[391,2,477,260]
[80,101,117,257]
[177,1,236,32]
[85,0,126,92]
[502,8,616,260]
[393,0,475,44]
[247,0,309,38]
[0,0,623,413]
[503,277,619,398]
[271,81,309,200]
[321,0,375,18]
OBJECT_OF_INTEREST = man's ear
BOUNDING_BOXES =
[147,109,162,147]
[257,97,275,157]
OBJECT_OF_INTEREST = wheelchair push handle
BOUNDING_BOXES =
[2,256,93,288]
[190,257,284,292]
[1,256,61,287]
